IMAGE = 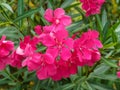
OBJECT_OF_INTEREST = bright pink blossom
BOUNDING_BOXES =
[41,29,74,61]
[22,52,57,80]
[9,47,25,68]
[20,36,39,56]
[0,35,14,70]
[44,8,72,31]
[74,30,102,66]
[9,36,39,68]
[80,0,105,16]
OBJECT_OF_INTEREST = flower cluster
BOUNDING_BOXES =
[80,0,105,16]
[0,8,103,81]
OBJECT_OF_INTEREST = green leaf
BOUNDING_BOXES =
[101,57,118,68]
[18,0,24,27]
[47,0,53,9]
[60,0,74,8]
[85,81,94,90]
[93,63,110,75]
[102,9,107,27]
[13,7,41,22]
[56,83,75,90]
[90,82,113,90]
[102,22,109,43]
[1,3,14,13]
[0,26,23,42]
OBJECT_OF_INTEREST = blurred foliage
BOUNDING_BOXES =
[0,0,120,90]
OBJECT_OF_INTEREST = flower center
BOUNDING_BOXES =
[55,19,60,24]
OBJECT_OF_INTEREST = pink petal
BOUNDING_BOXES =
[61,47,71,61]
[94,40,103,48]
[47,64,56,76]
[60,15,72,26]
[46,48,58,59]
[54,8,65,18]
[0,59,6,70]
[82,48,91,60]
[44,8,53,22]
[64,38,74,49]
[55,29,68,41]
[37,67,48,80]
[88,30,99,38]
[42,34,55,47]
[43,25,53,33]
[44,53,54,64]
[70,64,77,74]
[16,46,24,55]
[34,25,42,35]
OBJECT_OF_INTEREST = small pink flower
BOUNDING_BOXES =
[44,8,72,29]
[80,0,105,16]
[117,71,120,78]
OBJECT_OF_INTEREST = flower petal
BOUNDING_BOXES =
[54,8,65,18]
[46,48,58,59]
[44,8,53,22]
[44,53,54,64]
[61,47,71,61]
[55,29,68,41]
[37,67,48,80]
[60,15,72,26]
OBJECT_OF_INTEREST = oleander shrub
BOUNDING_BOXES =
[0,0,120,90]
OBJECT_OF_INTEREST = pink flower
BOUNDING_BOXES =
[44,8,72,30]
[22,52,57,80]
[80,0,105,16]
[9,47,25,68]
[9,36,39,69]
[0,35,14,70]
[74,30,102,66]
[117,71,120,78]
[20,36,39,56]
[41,29,74,61]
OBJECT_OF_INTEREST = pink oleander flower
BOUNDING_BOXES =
[44,8,72,30]
[80,0,105,16]
[0,35,14,70]
[22,52,57,80]
[74,30,103,66]
[117,71,120,78]
[9,47,25,68]
[9,36,39,68]
[41,29,74,61]
[20,36,39,56]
